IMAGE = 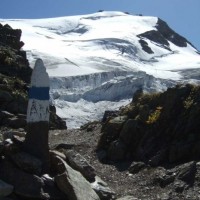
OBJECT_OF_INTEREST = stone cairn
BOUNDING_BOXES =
[0,58,115,200]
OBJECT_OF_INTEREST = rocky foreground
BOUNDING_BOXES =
[1,84,200,199]
[49,84,200,200]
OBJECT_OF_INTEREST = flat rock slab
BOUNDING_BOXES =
[64,150,96,182]
[55,157,100,200]
[91,176,116,200]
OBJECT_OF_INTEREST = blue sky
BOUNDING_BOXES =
[0,0,200,50]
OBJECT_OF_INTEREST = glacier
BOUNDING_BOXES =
[1,11,200,128]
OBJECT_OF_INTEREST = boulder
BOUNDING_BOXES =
[0,160,44,199]
[0,179,13,197]
[177,161,196,184]
[153,168,176,188]
[173,180,186,193]
[2,139,20,157]
[0,160,66,200]
[55,157,100,200]
[107,139,127,161]
[129,162,146,174]
[148,149,168,167]
[91,176,116,200]
[119,119,142,147]
[64,150,96,182]
[2,130,26,141]
[98,116,127,150]
[41,174,67,200]
[49,105,67,130]
[9,151,42,175]
[50,151,67,174]
[102,110,119,123]
[0,111,14,121]
[50,150,66,161]
[7,117,26,129]
[0,91,13,102]
[41,174,54,187]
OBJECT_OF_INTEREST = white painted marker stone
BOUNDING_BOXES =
[27,59,50,122]
[24,59,50,173]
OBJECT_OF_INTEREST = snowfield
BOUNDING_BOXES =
[1,11,200,128]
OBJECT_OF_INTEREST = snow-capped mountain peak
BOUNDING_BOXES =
[1,11,200,128]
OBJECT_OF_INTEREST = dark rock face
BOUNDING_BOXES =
[0,23,66,130]
[138,30,171,51]
[138,39,154,54]
[156,18,194,48]
[0,24,31,83]
[102,110,120,123]
[97,84,200,165]
[0,23,30,130]
[97,116,127,150]
[49,105,67,130]
[0,24,24,50]
[137,18,197,53]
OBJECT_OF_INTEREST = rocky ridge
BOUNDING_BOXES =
[98,84,200,164]
[94,84,200,199]
[0,23,66,130]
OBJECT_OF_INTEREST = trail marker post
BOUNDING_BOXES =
[24,59,50,172]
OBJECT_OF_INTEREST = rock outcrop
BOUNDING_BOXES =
[98,84,200,165]
[96,84,200,199]
[0,23,66,130]
[0,129,111,200]
[0,24,31,83]
[137,18,197,53]
[54,157,100,200]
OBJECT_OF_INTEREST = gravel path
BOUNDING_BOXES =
[49,123,172,199]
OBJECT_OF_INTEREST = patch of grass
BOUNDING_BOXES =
[146,106,162,124]
[184,96,194,109]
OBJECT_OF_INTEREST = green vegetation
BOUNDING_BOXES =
[0,74,27,99]
[146,106,162,124]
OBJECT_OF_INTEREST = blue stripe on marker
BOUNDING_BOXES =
[29,87,50,100]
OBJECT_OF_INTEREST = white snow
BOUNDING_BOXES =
[1,11,200,128]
